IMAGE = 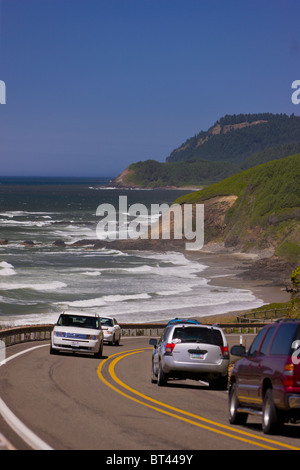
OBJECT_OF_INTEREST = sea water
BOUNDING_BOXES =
[0,177,263,326]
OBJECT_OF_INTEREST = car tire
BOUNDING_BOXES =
[114,334,120,346]
[229,383,248,425]
[262,389,283,434]
[151,360,157,383]
[94,341,103,359]
[157,361,168,386]
[50,345,59,355]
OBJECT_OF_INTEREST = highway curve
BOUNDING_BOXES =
[1,337,300,451]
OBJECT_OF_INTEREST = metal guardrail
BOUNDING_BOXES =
[236,308,289,323]
[0,325,53,347]
[0,322,271,348]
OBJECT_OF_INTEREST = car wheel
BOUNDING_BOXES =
[157,361,168,386]
[262,389,282,434]
[114,334,120,346]
[50,345,59,355]
[151,360,157,383]
[229,383,248,425]
[94,342,103,359]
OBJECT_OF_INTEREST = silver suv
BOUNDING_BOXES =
[149,323,229,389]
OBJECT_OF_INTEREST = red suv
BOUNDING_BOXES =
[229,319,300,434]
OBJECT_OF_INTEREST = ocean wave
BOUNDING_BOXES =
[103,293,151,302]
[0,280,67,291]
[107,251,207,278]
[97,289,262,319]
[0,261,16,276]
[121,265,154,274]
[61,292,151,308]
[82,270,102,276]
[0,210,54,218]
[0,219,53,228]
[88,186,115,190]
[56,285,257,316]
[136,251,207,270]
[155,285,195,296]
[119,264,205,279]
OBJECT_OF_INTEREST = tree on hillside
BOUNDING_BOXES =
[288,266,300,317]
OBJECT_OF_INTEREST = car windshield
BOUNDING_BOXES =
[100,318,114,327]
[58,314,99,329]
[172,326,223,346]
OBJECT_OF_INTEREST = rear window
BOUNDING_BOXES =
[172,326,223,346]
[270,323,299,355]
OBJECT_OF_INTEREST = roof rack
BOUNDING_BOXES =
[166,318,201,326]
[275,318,300,323]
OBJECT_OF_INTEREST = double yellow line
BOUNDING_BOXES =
[97,348,300,451]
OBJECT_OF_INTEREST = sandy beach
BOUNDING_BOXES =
[92,235,293,321]
[182,248,291,323]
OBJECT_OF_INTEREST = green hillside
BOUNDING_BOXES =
[175,154,300,262]
[112,113,300,188]
[241,141,300,170]
[125,159,240,187]
[167,113,300,164]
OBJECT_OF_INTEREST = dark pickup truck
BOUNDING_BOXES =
[229,319,300,434]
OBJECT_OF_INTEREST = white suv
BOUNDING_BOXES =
[50,310,104,358]
[100,317,122,345]
[150,323,229,389]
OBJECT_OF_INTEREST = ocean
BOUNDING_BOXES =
[0,177,263,327]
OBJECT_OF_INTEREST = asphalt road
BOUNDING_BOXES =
[1,336,300,452]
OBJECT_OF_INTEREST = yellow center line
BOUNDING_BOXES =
[97,348,300,451]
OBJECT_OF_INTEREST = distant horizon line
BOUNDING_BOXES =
[0,175,115,179]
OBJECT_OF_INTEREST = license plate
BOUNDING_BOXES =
[71,341,80,347]
[191,353,204,359]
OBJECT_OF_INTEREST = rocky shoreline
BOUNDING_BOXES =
[1,233,295,287]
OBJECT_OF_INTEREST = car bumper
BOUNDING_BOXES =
[103,332,114,342]
[162,356,229,376]
[51,337,100,354]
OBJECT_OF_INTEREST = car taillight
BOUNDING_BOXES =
[220,346,229,359]
[165,343,176,354]
[283,362,295,388]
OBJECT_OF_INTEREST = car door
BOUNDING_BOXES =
[153,329,167,370]
[113,318,121,340]
[246,326,276,406]
[236,328,267,406]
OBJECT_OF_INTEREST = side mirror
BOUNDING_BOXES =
[149,338,157,347]
[231,345,246,357]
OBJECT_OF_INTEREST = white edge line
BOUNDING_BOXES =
[0,344,53,450]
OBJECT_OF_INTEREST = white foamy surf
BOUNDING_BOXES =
[0,178,265,327]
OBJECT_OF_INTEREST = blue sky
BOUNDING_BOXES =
[0,0,299,177]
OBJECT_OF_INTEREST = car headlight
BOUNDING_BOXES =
[54,331,65,337]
